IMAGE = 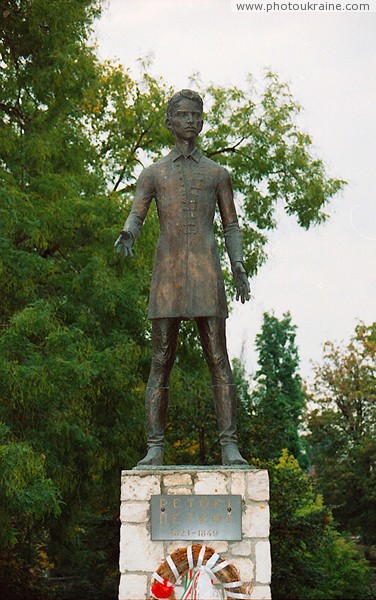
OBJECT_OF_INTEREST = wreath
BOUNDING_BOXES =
[149,543,252,600]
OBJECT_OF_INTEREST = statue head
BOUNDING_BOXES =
[165,89,203,140]
[166,89,203,120]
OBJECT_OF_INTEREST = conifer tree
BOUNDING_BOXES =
[248,312,307,465]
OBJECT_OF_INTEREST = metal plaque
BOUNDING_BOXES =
[150,495,242,541]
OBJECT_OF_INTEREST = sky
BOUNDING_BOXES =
[94,0,376,382]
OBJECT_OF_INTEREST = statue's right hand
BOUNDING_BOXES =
[114,230,134,257]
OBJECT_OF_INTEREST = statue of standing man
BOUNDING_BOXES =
[115,89,250,467]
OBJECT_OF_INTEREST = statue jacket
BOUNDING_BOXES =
[123,146,244,320]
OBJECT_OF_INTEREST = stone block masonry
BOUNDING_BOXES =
[119,468,271,600]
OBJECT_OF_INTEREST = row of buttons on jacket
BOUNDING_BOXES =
[175,159,205,235]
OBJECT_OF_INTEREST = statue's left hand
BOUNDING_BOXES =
[114,230,134,257]
[232,262,250,303]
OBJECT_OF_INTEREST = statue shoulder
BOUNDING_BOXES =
[136,154,171,190]
[140,153,170,177]
[213,161,232,185]
[153,152,171,167]
[137,164,154,182]
[200,155,231,179]
[135,163,158,193]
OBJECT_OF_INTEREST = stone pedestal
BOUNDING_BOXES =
[119,467,271,600]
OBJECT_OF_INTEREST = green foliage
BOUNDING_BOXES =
[0,0,103,195]
[269,451,375,600]
[308,323,376,544]
[82,60,174,191]
[305,531,375,600]
[0,433,60,548]
[270,450,330,598]
[0,0,149,593]
[192,74,345,279]
[241,312,307,465]
[47,513,119,600]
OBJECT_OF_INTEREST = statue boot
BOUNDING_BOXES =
[137,386,168,466]
[213,383,248,466]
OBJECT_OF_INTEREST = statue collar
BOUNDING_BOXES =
[170,145,202,163]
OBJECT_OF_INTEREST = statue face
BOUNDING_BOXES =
[166,98,203,141]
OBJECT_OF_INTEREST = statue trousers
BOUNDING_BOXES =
[146,317,238,448]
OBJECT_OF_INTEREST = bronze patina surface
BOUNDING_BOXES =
[115,89,250,468]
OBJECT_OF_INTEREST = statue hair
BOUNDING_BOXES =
[166,89,203,119]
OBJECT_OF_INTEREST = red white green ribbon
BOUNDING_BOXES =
[178,546,252,599]
[152,546,252,600]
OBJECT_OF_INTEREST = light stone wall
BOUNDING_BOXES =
[119,469,271,600]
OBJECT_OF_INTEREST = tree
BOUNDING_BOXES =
[308,323,376,544]
[243,312,307,465]
[269,450,374,600]
[0,1,150,595]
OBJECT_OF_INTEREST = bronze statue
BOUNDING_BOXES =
[115,89,250,467]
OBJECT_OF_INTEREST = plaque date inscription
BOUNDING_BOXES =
[150,495,242,541]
